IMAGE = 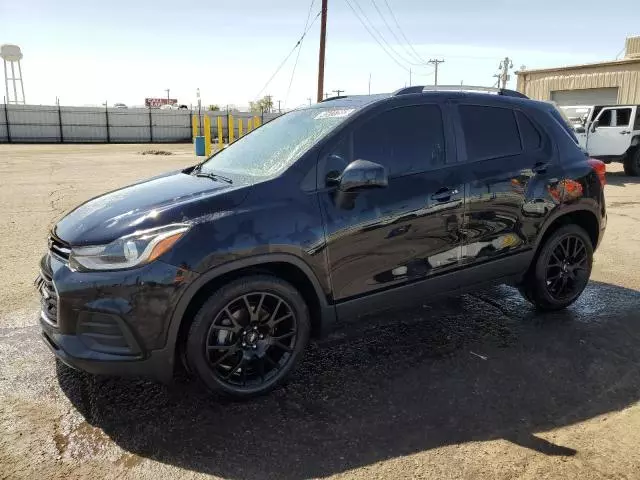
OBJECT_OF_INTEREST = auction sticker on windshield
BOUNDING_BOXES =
[314,108,355,119]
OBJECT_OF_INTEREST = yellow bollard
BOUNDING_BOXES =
[228,114,235,143]
[238,118,244,137]
[203,115,212,156]
[191,115,199,139]
[253,115,261,128]
[247,117,253,132]
[217,116,223,149]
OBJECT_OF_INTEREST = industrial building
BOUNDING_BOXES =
[517,36,640,105]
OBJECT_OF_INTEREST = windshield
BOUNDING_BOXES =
[200,107,356,177]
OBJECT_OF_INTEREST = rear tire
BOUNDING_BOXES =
[186,275,310,399]
[518,224,593,311]
[623,148,640,176]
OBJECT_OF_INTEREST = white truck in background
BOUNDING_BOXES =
[560,104,640,176]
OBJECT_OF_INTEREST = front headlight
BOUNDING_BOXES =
[69,224,190,271]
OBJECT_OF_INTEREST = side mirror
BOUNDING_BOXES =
[590,120,599,133]
[575,125,586,134]
[338,159,388,192]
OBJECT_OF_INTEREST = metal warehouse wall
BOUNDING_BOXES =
[517,59,640,104]
[0,105,280,143]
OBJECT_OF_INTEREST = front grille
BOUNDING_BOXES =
[38,270,58,325]
[49,235,70,261]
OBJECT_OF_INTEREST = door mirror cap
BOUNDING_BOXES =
[338,159,388,191]
[590,119,599,133]
[574,125,586,134]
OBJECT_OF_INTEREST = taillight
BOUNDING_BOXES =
[587,158,606,187]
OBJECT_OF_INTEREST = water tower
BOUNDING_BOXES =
[1,44,26,104]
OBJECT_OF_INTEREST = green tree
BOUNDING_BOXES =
[249,96,273,114]
[208,104,220,111]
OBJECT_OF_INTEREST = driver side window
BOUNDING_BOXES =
[319,104,446,185]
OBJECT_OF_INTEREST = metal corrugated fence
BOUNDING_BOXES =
[0,105,280,143]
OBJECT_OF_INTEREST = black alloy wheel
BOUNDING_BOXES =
[544,235,589,300]
[186,276,310,398]
[518,224,593,311]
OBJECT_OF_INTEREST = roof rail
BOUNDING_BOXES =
[393,85,528,99]
[392,86,426,96]
[320,95,348,103]
[420,85,528,98]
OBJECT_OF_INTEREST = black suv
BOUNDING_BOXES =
[38,87,607,398]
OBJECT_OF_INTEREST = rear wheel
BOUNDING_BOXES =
[623,148,640,176]
[518,224,593,311]
[186,275,310,399]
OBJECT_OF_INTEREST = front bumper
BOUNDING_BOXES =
[37,252,198,382]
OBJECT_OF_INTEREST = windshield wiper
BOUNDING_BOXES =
[194,171,233,184]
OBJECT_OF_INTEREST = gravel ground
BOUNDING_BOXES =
[1,144,639,480]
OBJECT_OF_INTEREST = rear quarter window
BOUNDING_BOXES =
[516,111,542,150]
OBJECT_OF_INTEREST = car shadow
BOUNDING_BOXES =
[57,281,640,479]
[606,170,640,187]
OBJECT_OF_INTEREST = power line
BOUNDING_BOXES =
[343,0,410,72]
[349,0,427,69]
[370,0,428,66]
[381,0,430,64]
[255,10,321,100]
[285,0,316,106]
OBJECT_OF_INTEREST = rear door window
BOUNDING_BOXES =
[459,105,521,161]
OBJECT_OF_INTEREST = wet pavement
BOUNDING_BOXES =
[1,145,640,479]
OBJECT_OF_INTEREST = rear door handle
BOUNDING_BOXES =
[620,130,631,135]
[431,188,459,202]
[532,162,548,174]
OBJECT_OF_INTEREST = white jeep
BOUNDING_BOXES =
[561,104,640,176]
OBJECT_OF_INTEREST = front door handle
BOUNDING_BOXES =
[431,188,459,202]
[620,130,631,135]
[532,162,548,174]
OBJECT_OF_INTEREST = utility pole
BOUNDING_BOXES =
[428,59,445,86]
[368,73,371,95]
[277,100,281,113]
[324,92,330,99]
[498,57,513,89]
[307,97,312,105]
[316,0,328,103]
[165,88,170,102]
[332,89,344,97]
[409,68,412,87]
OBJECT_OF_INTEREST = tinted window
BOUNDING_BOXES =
[598,109,612,126]
[459,105,521,160]
[616,108,632,127]
[352,104,445,176]
[516,111,542,150]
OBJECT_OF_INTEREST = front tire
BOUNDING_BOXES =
[519,225,593,311]
[623,148,640,176]
[186,275,310,399]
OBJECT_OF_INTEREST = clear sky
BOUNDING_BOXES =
[1,0,638,108]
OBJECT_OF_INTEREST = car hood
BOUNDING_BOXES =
[54,170,249,246]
